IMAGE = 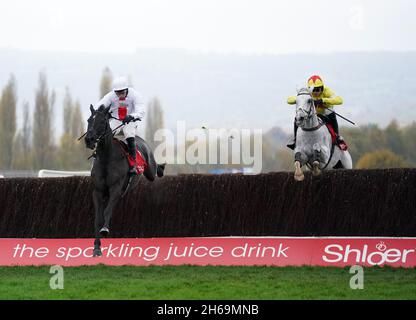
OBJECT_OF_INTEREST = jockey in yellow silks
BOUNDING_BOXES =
[286,75,347,150]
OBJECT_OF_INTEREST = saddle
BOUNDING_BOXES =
[113,138,148,175]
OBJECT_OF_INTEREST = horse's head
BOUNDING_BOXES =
[295,87,315,128]
[85,104,111,150]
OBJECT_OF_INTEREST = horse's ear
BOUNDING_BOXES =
[296,85,306,95]
[90,104,95,113]
[104,106,111,114]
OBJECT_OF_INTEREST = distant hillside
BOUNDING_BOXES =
[264,126,289,148]
[0,48,415,140]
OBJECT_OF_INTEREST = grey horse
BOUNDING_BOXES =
[293,88,352,181]
[85,104,165,257]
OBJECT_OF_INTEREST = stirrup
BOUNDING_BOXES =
[339,142,348,151]
[337,136,348,151]
[128,166,138,175]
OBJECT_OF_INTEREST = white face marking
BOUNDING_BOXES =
[296,94,312,115]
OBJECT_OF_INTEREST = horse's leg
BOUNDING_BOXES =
[93,189,105,257]
[340,150,353,169]
[312,143,322,176]
[294,151,305,181]
[100,180,125,236]
[157,163,166,177]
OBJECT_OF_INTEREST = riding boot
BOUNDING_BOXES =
[287,121,298,150]
[126,137,138,175]
[327,112,348,150]
[336,135,348,151]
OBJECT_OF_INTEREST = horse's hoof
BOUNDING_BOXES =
[93,248,102,257]
[100,227,109,237]
[312,161,321,176]
[294,173,305,181]
[157,163,166,177]
[294,161,304,181]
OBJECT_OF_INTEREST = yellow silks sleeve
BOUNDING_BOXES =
[287,96,297,105]
[322,87,343,105]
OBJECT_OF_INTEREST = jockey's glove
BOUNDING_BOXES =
[122,115,135,124]
[314,99,324,106]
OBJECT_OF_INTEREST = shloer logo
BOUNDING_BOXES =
[375,241,387,251]
[322,243,415,266]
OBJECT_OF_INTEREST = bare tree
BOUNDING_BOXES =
[58,95,89,170]
[63,87,73,134]
[12,101,33,169]
[21,101,31,156]
[71,100,84,138]
[0,75,17,169]
[32,71,55,169]
[99,67,113,98]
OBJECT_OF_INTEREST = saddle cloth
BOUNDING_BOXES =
[113,138,148,175]
[325,123,337,144]
[324,122,348,151]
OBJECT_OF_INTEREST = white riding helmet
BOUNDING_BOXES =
[112,76,129,92]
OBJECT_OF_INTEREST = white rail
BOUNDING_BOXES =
[38,170,91,177]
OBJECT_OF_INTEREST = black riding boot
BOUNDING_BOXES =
[326,112,339,134]
[287,121,299,150]
[126,137,137,175]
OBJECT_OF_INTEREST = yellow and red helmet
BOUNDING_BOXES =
[307,75,324,90]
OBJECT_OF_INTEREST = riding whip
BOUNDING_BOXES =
[317,104,355,126]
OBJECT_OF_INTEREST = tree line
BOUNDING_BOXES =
[0,68,414,173]
[342,121,416,169]
[0,68,165,172]
[260,120,416,172]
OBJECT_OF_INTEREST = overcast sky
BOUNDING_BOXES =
[0,0,415,54]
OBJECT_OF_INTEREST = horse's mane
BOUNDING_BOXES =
[297,87,310,95]
[97,104,106,112]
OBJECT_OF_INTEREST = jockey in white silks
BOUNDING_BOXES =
[95,76,146,175]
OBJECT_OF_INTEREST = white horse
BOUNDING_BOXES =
[293,87,353,181]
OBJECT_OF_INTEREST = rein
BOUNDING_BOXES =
[86,113,141,160]
[85,111,112,160]
[301,121,323,131]
[296,91,318,130]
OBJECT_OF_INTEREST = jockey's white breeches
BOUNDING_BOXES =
[109,118,137,139]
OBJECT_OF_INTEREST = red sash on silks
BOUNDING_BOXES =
[118,97,127,121]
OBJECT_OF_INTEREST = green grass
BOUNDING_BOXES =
[0,265,415,300]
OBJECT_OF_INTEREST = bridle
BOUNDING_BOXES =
[296,92,314,121]
[87,110,111,146]
[296,92,323,131]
